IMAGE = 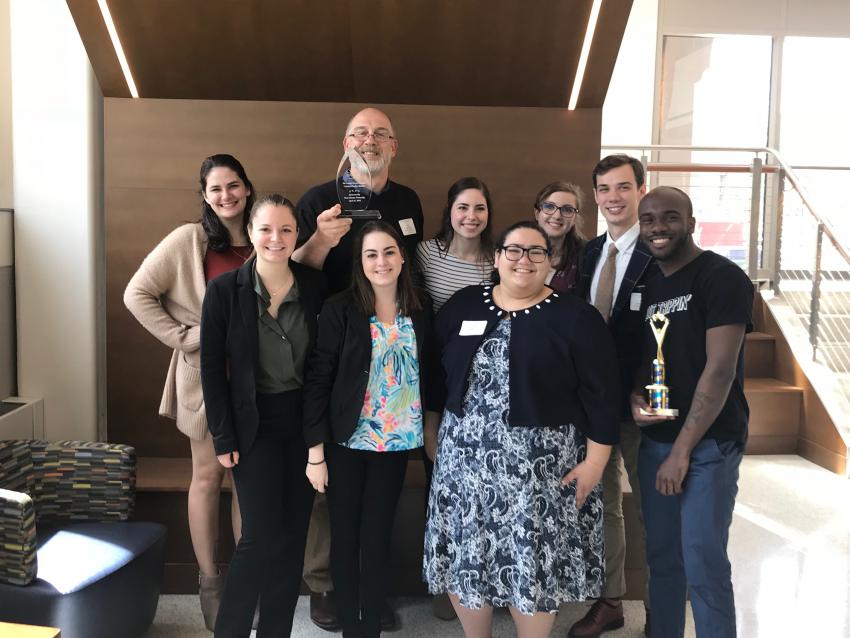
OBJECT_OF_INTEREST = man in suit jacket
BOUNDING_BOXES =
[569,154,657,638]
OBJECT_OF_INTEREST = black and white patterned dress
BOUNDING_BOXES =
[423,318,605,614]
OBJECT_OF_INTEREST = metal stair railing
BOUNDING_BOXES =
[602,145,850,375]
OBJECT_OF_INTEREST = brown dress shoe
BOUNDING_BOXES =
[310,591,341,632]
[568,598,625,638]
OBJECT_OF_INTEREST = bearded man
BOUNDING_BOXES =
[293,107,423,293]
[293,107,423,632]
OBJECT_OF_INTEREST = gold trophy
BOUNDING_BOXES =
[640,313,679,417]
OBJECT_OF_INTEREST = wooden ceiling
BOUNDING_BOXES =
[67,0,632,108]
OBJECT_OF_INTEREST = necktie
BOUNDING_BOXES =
[594,243,618,322]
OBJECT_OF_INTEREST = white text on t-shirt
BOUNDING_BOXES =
[645,294,692,320]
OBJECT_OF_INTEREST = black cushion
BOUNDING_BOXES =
[0,521,166,638]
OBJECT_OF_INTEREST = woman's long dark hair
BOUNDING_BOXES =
[350,221,423,316]
[533,181,585,271]
[199,154,257,252]
[489,221,553,284]
[433,177,495,264]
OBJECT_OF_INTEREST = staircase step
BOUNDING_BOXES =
[744,332,775,377]
[779,289,850,317]
[744,377,802,454]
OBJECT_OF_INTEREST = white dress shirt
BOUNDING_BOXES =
[590,222,640,308]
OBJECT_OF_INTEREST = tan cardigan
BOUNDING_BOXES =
[124,223,210,440]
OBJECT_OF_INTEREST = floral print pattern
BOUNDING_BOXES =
[343,314,423,451]
[423,319,604,614]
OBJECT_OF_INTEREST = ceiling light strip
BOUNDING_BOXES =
[568,0,603,110]
[96,0,139,98]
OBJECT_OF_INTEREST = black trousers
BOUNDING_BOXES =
[326,444,409,638]
[215,391,315,638]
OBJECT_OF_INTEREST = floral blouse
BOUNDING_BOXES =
[343,314,423,451]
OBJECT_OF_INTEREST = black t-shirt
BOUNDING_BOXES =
[295,178,424,293]
[639,251,753,444]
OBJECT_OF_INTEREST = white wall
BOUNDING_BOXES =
[0,0,11,210]
[10,0,104,440]
[1,0,15,400]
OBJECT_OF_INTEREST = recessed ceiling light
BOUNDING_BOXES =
[568,0,603,110]
[96,0,139,98]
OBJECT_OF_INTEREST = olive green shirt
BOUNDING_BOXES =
[253,266,309,393]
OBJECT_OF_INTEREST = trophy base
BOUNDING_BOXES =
[639,407,679,417]
[339,209,381,220]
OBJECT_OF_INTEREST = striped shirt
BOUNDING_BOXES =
[414,239,492,311]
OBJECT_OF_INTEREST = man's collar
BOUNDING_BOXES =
[606,222,640,253]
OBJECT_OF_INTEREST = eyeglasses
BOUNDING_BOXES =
[499,244,550,263]
[346,128,395,143]
[539,201,578,217]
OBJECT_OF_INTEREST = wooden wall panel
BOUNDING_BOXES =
[106,1,355,102]
[66,0,130,97]
[106,98,601,455]
[579,0,635,108]
[68,1,631,108]
[349,0,590,107]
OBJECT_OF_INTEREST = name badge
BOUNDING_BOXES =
[398,218,417,236]
[459,320,487,336]
[630,292,642,311]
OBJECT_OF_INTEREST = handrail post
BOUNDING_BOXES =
[748,157,763,279]
[761,168,785,295]
[810,223,824,361]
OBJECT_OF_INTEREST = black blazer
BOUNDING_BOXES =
[200,258,328,456]
[302,290,435,448]
[577,233,658,418]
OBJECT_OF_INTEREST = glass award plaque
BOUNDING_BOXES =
[336,149,381,220]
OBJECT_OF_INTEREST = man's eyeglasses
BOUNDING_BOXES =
[539,201,578,217]
[499,245,550,263]
[347,128,395,143]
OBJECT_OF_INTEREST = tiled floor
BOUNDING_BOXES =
[146,455,850,637]
[732,456,850,637]
[147,597,666,638]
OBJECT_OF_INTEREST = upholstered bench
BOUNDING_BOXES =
[0,440,167,638]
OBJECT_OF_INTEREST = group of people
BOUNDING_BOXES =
[125,107,752,638]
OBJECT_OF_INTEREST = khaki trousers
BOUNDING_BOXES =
[601,420,647,601]
[303,491,333,592]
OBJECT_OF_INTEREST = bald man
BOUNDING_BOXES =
[632,186,752,638]
[293,107,424,293]
[293,108,423,632]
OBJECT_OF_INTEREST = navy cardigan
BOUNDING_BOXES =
[430,285,620,445]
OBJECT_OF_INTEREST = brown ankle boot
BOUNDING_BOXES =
[199,571,225,632]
